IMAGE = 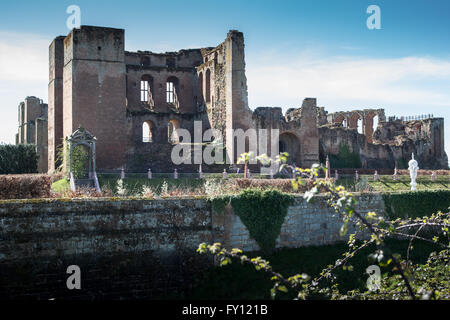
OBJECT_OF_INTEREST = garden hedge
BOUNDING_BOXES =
[382,190,450,220]
[0,174,52,199]
[0,144,38,174]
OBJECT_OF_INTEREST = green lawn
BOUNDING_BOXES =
[51,178,70,192]
[337,175,450,192]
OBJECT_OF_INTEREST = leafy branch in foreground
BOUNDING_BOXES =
[197,153,450,300]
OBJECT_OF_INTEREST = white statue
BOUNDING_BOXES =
[408,153,419,191]
[374,170,379,181]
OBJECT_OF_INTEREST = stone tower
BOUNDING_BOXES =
[61,26,127,170]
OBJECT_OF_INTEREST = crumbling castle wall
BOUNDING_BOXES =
[319,113,448,169]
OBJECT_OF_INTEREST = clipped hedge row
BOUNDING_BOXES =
[0,144,38,174]
[382,190,450,220]
[397,170,450,176]
[0,174,52,199]
[233,178,330,193]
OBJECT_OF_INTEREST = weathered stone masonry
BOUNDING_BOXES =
[0,195,384,299]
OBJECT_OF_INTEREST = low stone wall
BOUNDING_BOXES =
[0,194,385,299]
[213,194,385,252]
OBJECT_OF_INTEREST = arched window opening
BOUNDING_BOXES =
[372,115,379,132]
[168,119,181,144]
[357,118,363,134]
[205,69,211,103]
[166,76,179,108]
[142,121,155,143]
[335,115,346,127]
[140,75,154,108]
[166,82,174,103]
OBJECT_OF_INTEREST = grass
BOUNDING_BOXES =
[98,176,209,195]
[337,175,449,192]
[51,174,449,195]
[174,239,442,300]
[51,178,70,192]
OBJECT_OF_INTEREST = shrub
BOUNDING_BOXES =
[0,144,38,174]
[0,174,52,199]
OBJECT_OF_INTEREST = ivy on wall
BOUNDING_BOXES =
[55,140,90,179]
[382,190,450,220]
[329,143,362,169]
[211,188,294,253]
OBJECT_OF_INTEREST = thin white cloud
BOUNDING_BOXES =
[247,54,450,108]
[0,31,49,144]
[0,31,50,81]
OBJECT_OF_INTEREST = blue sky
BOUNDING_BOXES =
[0,0,449,163]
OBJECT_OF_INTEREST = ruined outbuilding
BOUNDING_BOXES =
[15,96,48,173]
[17,26,447,173]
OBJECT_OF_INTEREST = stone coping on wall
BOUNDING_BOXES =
[0,192,386,205]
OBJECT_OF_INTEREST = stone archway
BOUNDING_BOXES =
[335,114,347,127]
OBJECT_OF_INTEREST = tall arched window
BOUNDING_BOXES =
[357,118,363,134]
[372,115,379,132]
[142,120,155,143]
[168,119,181,144]
[140,75,154,107]
[166,76,179,108]
[205,69,211,103]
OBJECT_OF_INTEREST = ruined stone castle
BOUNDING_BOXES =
[16,26,448,173]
